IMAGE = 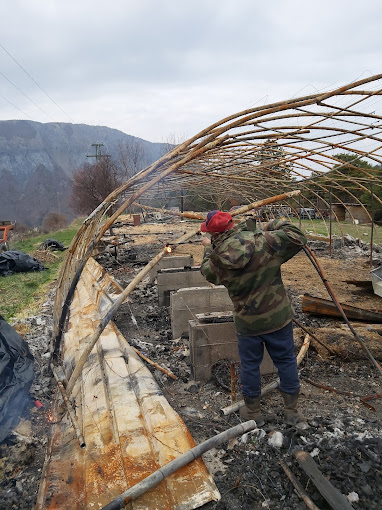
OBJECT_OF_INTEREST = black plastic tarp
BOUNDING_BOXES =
[0,315,34,442]
[40,239,66,251]
[0,250,46,277]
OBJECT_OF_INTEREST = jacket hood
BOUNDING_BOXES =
[210,227,256,270]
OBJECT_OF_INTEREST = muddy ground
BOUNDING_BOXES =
[1,217,382,509]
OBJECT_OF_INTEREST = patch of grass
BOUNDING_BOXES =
[0,219,82,321]
[290,218,382,243]
[10,218,83,253]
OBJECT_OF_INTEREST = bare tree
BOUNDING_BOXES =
[69,158,121,215]
[160,133,183,156]
[118,138,147,180]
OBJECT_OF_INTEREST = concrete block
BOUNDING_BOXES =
[148,255,194,283]
[189,318,276,382]
[157,266,210,306]
[170,286,233,338]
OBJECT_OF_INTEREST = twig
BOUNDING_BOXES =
[302,378,363,398]
[130,345,178,380]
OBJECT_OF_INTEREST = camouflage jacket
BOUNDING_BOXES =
[200,218,307,335]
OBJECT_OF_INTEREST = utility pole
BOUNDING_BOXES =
[57,192,61,215]
[86,143,110,162]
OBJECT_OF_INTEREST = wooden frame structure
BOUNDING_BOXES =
[54,74,382,348]
[41,75,382,509]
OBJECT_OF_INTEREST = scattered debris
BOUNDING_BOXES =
[38,239,66,252]
[268,431,283,448]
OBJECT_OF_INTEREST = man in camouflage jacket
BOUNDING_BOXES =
[200,210,307,426]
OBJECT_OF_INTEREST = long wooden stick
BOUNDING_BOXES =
[135,189,301,221]
[66,229,196,395]
[292,317,335,355]
[101,421,257,510]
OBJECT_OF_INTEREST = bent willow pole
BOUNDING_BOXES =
[135,190,301,221]
[54,74,382,357]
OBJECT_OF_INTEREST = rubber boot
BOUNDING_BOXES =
[281,390,306,426]
[240,396,265,427]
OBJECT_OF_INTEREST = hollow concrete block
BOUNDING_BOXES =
[157,266,210,306]
[148,255,194,283]
[189,319,277,382]
[170,286,234,338]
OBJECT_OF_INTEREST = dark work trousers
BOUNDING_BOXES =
[237,321,300,397]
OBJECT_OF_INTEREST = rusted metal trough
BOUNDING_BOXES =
[36,258,220,509]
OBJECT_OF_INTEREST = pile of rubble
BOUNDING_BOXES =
[309,234,382,266]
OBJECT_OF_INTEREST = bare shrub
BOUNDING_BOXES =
[42,213,68,233]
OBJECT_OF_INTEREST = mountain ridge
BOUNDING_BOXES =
[0,120,168,226]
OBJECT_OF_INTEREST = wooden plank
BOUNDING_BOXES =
[302,294,382,322]
[295,450,354,510]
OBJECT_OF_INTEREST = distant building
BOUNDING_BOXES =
[332,203,371,224]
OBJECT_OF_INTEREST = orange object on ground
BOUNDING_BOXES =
[0,222,14,251]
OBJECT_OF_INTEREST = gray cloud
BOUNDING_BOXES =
[0,0,381,141]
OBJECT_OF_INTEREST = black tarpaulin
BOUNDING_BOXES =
[0,315,35,442]
[0,251,46,277]
[39,239,66,251]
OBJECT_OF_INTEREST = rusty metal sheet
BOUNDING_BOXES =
[37,258,220,510]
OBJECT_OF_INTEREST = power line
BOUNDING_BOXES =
[0,70,55,121]
[0,42,75,123]
[1,94,34,120]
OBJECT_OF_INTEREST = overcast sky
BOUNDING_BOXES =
[0,0,381,143]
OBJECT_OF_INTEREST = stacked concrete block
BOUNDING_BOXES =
[148,255,194,283]
[189,313,277,382]
[170,286,234,339]
[157,266,210,306]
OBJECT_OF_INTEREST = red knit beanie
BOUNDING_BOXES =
[200,210,234,233]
